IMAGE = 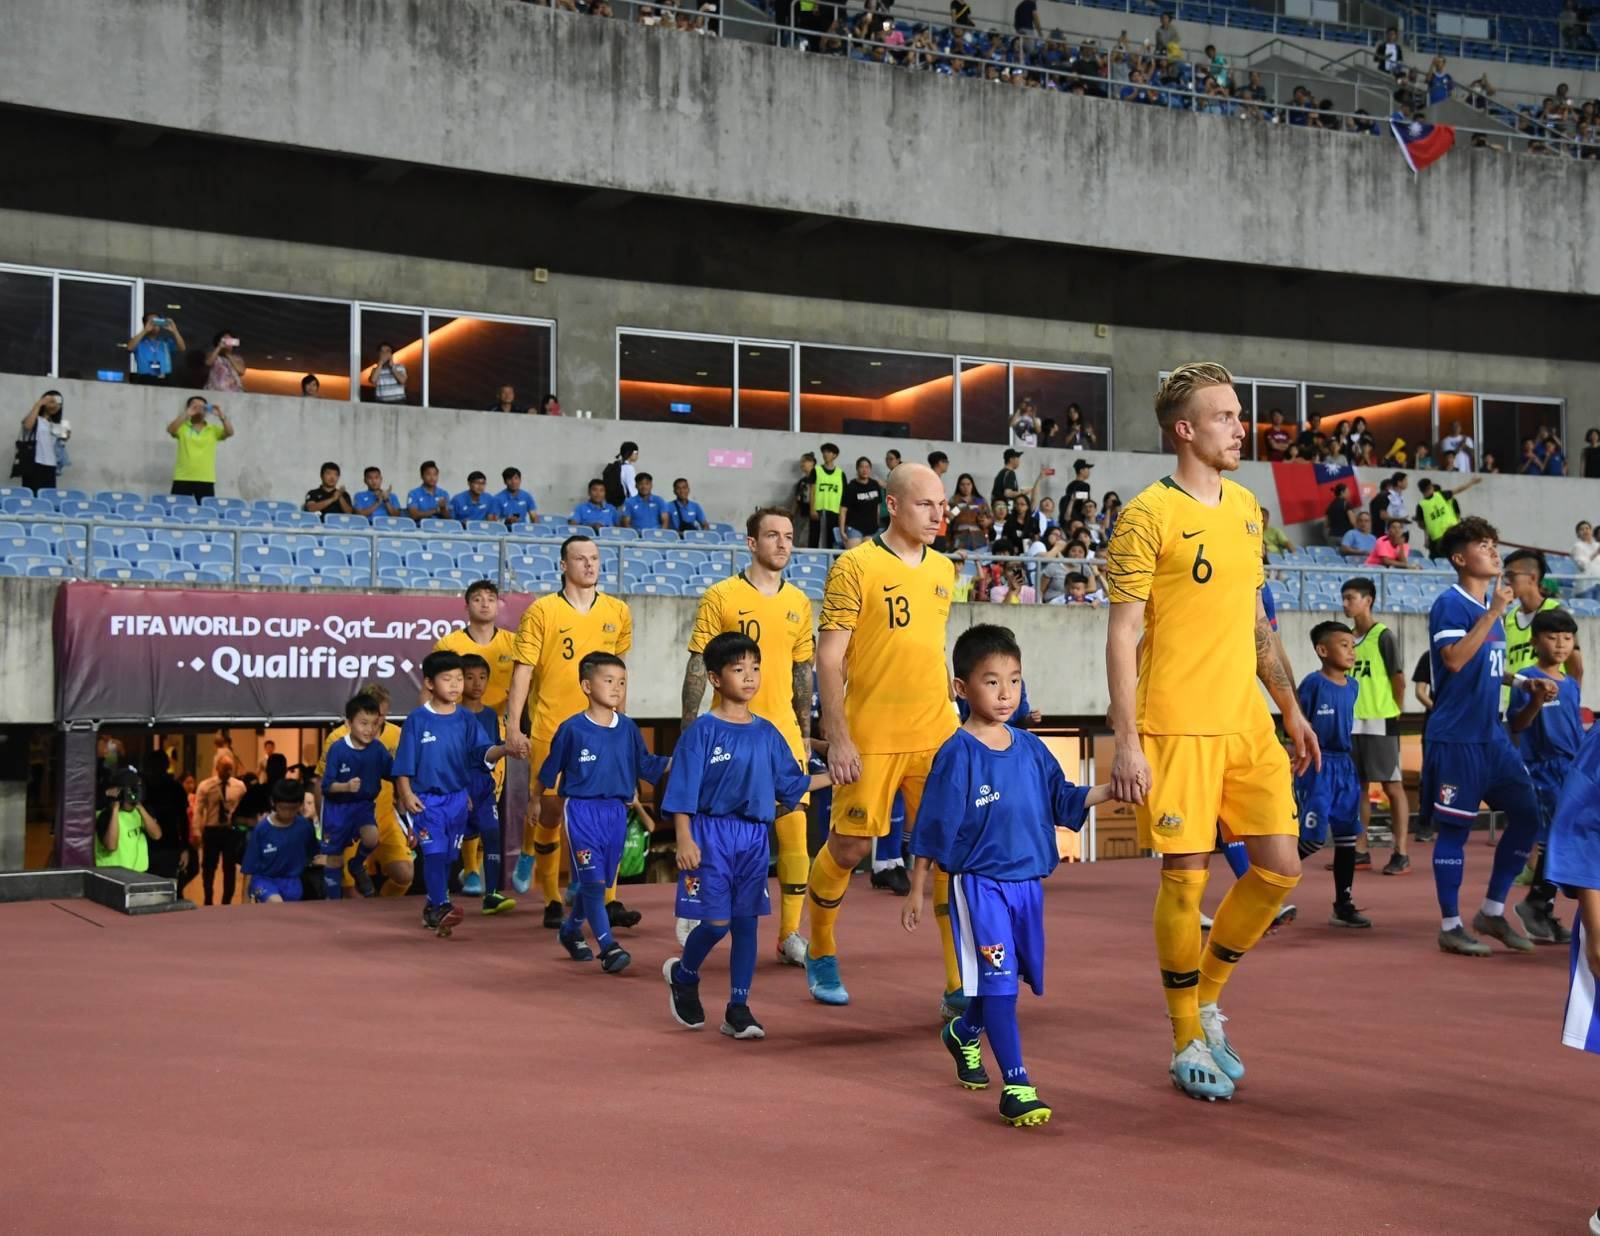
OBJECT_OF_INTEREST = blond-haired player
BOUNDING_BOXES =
[1105,362,1318,1102]
[806,463,962,1012]
[681,506,816,965]
[313,681,413,896]
[433,579,518,896]
[504,535,634,929]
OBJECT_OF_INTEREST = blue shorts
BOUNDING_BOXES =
[1420,739,1539,833]
[320,799,377,855]
[947,872,1044,999]
[1566,905,1600,1055]
[1295,753,1362,847]
[675,814,771,920]
[564,797,627,888]
[466,777,501,839]
[249,875,303,903]
[1527,758,1568,847]
[401,790,470,858]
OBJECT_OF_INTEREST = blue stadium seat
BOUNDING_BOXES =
[296,547,348,570]
[633,580,682,596]
[376,550,405,570]
[268,533,320,553]
[218,507,255,525]
[456,552,497,574]
[239,569,288,585]
[3,496,55,516]
[250,499,296,516]
[153,493,197,509]
[796,578,826,601]
[321,513,369,530]
[687,574,720,592]
[0,522,22,538]
[430,520,468,535]
[273,510,323,529]
[201,496,250,513]
[27,562,75,578]
[682,530,720,545]
[96,565,158,581]
[149,529,209,547]
[710,522,736,535]
[0,561,24,577]
[0,536,55,559]
[39,487,88,505]
[527,526,568,542]
[241,545,293,568]
[58,499,111,518]
[94,490,141,506]
[432,568,471,585]
[653,561,693,579]
[117,502,164,521]
[464,520,507,536]
[394,569,436,588]
[119,542,177,563]
[425,538,469,555]
[165,505,214,524]
[405,551,451,572]
[789,563,827,580]
[598,526,638,541]
[639,527,677,544]
[178,549,234,576]
[371,514,414,529]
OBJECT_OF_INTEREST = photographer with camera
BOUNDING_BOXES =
[166,396,234,501]
[127,312,187,386]
[95,763,162,873]
[17,390,71,492]
[203,331,246,393]
[195,754,247,905]
[365,342,409,406]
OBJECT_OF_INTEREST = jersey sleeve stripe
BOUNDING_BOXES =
[1433,629,1467,642]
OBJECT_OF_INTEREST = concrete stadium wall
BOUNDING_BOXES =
[3,0,1598,295]
[5,210,1599,459]
[10,574,1600,728]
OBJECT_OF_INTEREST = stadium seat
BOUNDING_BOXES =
[2,496,55,516]
[296,547,348,570]
[162,565,223,583]
[273,510,323,529]
[268,533,320,553]
[634,580,682,596]
[37,488,86,504]
[432,567,470,584]
[150,529,209,547]
[201,496,250,513]
[95,565,158,581]
[0,536,56,559]
[404,551,451,572]
[456,552,497,574]
[58,499,111,518]
[710,522,736,535]
[424,538,469,555]
[321,512,368,530]
[598,526,638,541]
[250,499,296,516]
[94,490,141,507]
[687,574,721,592]
[371,514,414,529]
[116,502,164,521]
[240,545,293,568]
[796,578,826,601]
[0,561,22,577]
[239,569,288,585]
[153,493,197,509]
[118,542,178,563]
[682,530,720,545]
[653,561,692,580]
[464,520,507,536]
[640,527,677,544]
[27,562,75,578]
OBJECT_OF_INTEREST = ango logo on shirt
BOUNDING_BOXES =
[709,745,732,765]
[974,783,1001,808]
[420,732,438,744]
[579,748,597,764]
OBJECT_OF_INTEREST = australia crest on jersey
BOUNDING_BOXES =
[1245,521,1260,536]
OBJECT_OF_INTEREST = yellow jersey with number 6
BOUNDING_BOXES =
[689,573,815,761]
[821,537,957,755]
[513,592,633,741]
[1105,476,1267,737]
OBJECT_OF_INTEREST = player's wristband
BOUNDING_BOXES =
[1511,674,1531,691]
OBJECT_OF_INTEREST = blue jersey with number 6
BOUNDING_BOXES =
[1427,583,1507,744]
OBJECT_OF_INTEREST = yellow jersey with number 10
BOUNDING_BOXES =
[820,537,957,755]
[689,573,815,761]
[513,591,633,741]
[1105,476,1267,737]
[433,625,518,713]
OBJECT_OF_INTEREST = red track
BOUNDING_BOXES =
[4,850,1592,1234]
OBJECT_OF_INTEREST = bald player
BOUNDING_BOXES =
[314,681,413,897]
[805,462,962,1011]
[505,535,635,929]
[433,579,519,896]
[681,505,816,965]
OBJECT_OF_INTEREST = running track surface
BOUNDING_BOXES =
[4,849,1591,1235]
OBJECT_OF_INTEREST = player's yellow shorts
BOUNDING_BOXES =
[1135,723,1295,855]
[830,748,939,838]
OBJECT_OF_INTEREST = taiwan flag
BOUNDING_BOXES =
[1390,112,1455,173]
[1272,461,1357,527]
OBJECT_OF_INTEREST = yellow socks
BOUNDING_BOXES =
[1155,867,1209,1048]
[531,823,562,904]
[1198,865,1300,1007]
[774,810,809,939]
[932,867,961,994]
[806,845,852,958]
[459,836,482,878]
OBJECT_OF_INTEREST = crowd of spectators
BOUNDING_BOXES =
[1259,412,1571,478]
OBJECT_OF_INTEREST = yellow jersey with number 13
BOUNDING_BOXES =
[689,573,815,761]
[1105,476,1267,737]
[820,537,957,755]
[512,591,633,742]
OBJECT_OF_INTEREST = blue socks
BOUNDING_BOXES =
[1486,802,1539,905]
[322,864,342,900]
[676,920,730,984]
[580,884,614,951]
[480,828,503,894]
[1432,824,1469,919]
[1224,840,1250,880]
[728,916,757,1004]
[956,995,1028,1085]
[423,851,451,909]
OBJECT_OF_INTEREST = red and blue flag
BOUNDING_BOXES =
[1390,112,1455,173]
[1271,460,1356,526]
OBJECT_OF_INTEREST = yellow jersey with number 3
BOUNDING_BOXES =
[689,573,815,760]
[433,626,518,713]
[513,591,633,741]
[1105,476,1267,737]
[821,537,957,755]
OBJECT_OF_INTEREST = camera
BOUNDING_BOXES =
[221,335,240,348]
[152,317,169,328]
[113,765,143,810]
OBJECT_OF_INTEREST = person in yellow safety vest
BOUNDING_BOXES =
[1414,476,1482,558]
[95,770,161,872]
[810,442,844,549]
[1340,576,1411,877]
[1502,550,1583,711]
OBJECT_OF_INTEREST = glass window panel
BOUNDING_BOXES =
[425,316,552,414]
[736,343,791,431]
[0,271,51,377]
[1304,385,1427,467]
[58,279,133,383]
[957,360,1010,445]
[1012,366,1108,451]
[358,308,423,405]
[618,332,733,428]
[1482,399,1565,477]
[145,283,352,398]
[799,347,952,440]
[1254,384,1298,460]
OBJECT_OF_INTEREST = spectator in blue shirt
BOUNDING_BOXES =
[1340,510,1378,560]
[496,466,538,526]
[1536,427,1567,477]
[668,477,709,533]
[622,472,669,530]
[127,312,187,385]
[406,460,452,522]
[352,466,403,518]
[451,471,499,522]
[570,478,619,529]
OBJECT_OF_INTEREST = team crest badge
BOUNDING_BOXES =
[934,585,949,599]
[1156,813,1183,834]
[847,806,867,821]
[575,849,592,865]
[978,943,1006,969]
[787,611,801,624]
[1245,521,1260,535]
[602,622,617,633]
[682,876,700,897]
[1440,784,1457,805]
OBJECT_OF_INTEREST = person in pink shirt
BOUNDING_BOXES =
[1365,518,1418,569]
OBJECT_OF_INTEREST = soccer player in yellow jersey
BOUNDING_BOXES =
[313,681,413,896]
[504,535,634,929]
[433,580,519,896]
[806,463,960,1010]
[682,506,816,966]
[1105,363,1319,1102]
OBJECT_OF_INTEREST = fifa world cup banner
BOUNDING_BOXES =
[53,582,533,723]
